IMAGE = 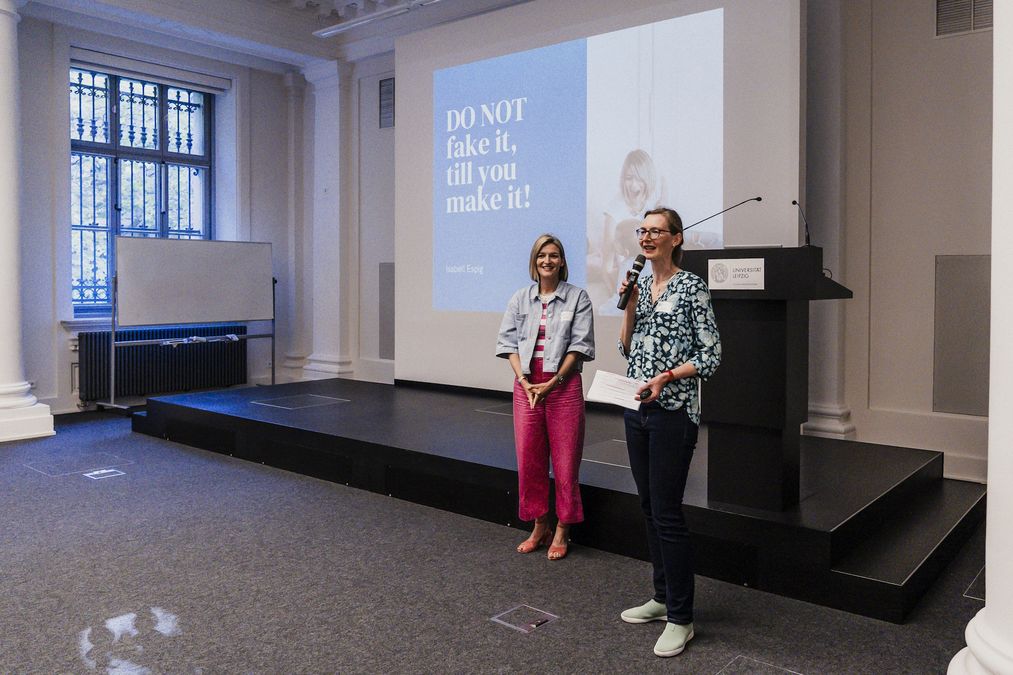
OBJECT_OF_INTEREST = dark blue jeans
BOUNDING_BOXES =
[624,403,698,625]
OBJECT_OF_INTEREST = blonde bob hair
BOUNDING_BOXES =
[528,234,568,282]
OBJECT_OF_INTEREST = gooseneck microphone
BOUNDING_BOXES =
[684,197,761,231]
[791,200,812,246]
[617,254,647,310]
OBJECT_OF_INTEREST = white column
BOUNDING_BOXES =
[949,2,1013,672]
[301,60,353,379]
[0,0,53,442]
[803,0,854,439]
[280,71,309,380]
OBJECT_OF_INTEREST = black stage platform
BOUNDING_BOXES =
[134,378,985,623]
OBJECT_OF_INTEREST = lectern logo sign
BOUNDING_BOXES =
[708,258,765,290]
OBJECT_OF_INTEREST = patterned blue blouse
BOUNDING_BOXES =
[617,270,721,424]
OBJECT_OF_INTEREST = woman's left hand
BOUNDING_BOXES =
[635,373,669,404]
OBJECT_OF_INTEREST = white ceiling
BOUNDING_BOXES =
[21,0,532,69]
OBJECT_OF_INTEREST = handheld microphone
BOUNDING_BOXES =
[684,197,763,232]
[791,200,812,246]
[617,254,647,310]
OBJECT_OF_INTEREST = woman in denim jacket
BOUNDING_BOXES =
[495,234,595,560]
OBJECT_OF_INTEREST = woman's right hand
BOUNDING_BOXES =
[520,377,537,408]
[618,273,639,312]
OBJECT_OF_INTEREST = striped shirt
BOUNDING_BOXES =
[534,302,548,356]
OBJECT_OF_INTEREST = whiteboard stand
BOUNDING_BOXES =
[96,237,278,411]
[103,274,126,410]
[271,277,277,387]
[97,276,277,410]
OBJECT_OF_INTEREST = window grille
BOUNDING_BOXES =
[936,0,992,36]
[69,66,214,314]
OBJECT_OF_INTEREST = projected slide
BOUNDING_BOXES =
[433,9,723,313]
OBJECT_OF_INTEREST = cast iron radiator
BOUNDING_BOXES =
[78,325,248,402]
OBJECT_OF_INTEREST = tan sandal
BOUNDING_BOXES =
[517,527,553,554]
[548,526,570,560]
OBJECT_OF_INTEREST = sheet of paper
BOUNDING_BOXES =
[587,370,645,411]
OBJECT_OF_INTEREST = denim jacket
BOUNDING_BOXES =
[495,281,595,374]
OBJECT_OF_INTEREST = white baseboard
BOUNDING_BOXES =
[355,357,394,384]
[280,353,309,381]
[0,403,55,442]
[944,453,987,483]
[802,402,856,439]
[303,352,353,379]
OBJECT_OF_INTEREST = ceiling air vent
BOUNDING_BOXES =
[936,0,992,37]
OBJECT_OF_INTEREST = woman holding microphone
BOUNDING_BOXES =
[496,234,595,561]
[617,207,721,657]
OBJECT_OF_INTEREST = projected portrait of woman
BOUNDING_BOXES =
[587,149,666,315]
[495,234,595,561]
[584,11,724,314]
[615,149,665,218]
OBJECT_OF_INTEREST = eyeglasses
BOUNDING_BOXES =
[634,228,672,240]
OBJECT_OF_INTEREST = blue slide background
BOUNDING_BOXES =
[433,40,587,313]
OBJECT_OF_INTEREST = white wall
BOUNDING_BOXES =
[842,0,992,481]
[18,18,62,413]
[351,54,396,384]
[804,1,851,439]
[247,68,292,378]
[17,16,295,413]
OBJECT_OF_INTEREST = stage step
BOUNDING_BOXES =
[820,440,943,564]
[828,478,985,621]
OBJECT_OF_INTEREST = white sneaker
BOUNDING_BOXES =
[653,622,694,657]
[620,599,667,624]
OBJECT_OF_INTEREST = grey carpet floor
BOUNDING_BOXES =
[0,412,984,674]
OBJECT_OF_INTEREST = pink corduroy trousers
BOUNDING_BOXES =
[512,358,585,524]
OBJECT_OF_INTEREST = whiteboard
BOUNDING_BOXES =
[115,237,274,327]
